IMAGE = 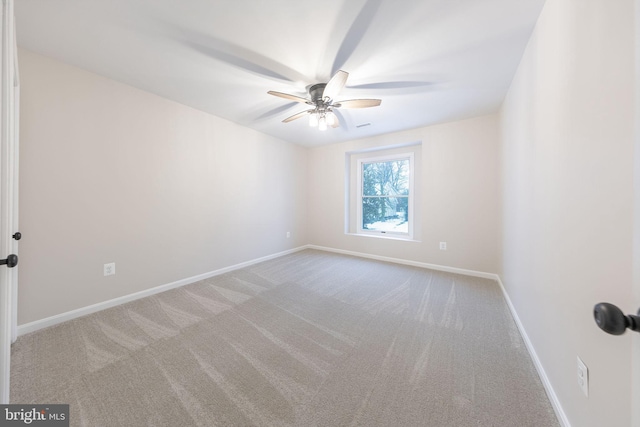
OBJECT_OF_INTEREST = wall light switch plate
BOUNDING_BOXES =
[439,242,447,250]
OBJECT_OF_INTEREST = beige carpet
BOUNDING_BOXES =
[11,249,559,426]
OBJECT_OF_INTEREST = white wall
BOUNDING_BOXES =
[18,49,307,325]
[307,114,501,274]
[500,0,635,425]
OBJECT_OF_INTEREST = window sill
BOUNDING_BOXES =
[345,232,421,243]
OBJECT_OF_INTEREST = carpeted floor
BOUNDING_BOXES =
[11,249,559,426]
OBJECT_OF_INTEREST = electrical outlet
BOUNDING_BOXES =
[439,242,447,250]
[104,262,115,276]
[286,231,291,238]
[577,356,589,397]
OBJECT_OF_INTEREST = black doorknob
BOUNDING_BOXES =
[594,303,640,335]
[12,232,21,241]
[0,254,18,268]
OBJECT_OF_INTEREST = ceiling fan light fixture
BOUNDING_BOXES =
[309,112,319,127]
[326,111,336,127]
[318,116,327,131]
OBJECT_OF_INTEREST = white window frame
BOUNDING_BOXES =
[356,152,414,239]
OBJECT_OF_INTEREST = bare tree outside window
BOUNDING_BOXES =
[362,159,410,233]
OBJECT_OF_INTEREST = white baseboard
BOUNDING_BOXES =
[495,276,571,427]
[19,245,495,336]
[17,246,307,336]
[305,244,499,280]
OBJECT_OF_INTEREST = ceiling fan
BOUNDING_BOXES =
[267,70,381,131]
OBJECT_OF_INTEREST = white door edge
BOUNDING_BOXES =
[0,0,18,403]
[632,1,640,425]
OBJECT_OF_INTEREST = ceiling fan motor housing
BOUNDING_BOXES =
[309,83,327,103]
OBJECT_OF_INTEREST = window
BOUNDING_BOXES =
[357,153,414,238]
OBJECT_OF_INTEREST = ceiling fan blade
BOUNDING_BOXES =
[283,110,313,123]
[348,81,437,95]
[335,99,381,108]
[349,81,435,90]
[322,70,349,101]
[268,91,311,104]
[333,109,349,129]
[255,102,297,121]
[330,0,383,76]
[325,111,340,128]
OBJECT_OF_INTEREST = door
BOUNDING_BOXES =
[0,0,19,404]
[634,1,640,425]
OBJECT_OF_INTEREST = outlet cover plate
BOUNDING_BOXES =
[104,262,116,276]
[577,356,589,397]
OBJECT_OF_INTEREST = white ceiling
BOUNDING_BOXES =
[15,0,546,147]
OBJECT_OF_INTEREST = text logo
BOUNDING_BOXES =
[0,405,68,426]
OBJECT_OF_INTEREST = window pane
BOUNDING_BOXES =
[363,159,409,196]
[362,196,409,233]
